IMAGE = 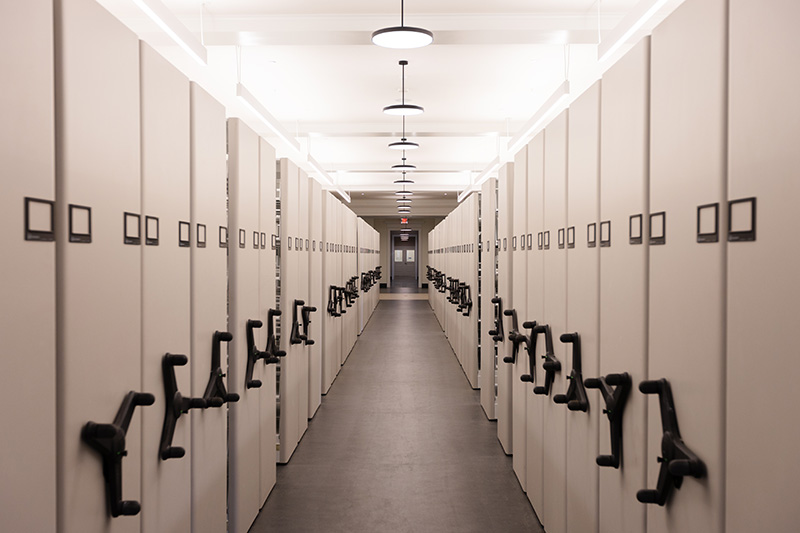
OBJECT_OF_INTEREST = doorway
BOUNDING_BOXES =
[390,231,418,290]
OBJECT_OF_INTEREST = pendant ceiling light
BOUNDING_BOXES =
[397,198,412,204]
[389,117,419,150]
[394,170,414,185]
[372,0,433,49]
[392,151,416,171]
[383,61,423,116]
[396,182,413,197]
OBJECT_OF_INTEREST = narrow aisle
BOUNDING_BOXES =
[252,300,541,532]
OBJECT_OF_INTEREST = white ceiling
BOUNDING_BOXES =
[97,0,680,217]
[153,1,638,17]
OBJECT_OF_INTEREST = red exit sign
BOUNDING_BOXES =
[401,218,408,224]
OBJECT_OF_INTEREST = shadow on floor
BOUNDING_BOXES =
[381,276,426,294]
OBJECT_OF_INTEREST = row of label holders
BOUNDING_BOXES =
[24,198,388,252]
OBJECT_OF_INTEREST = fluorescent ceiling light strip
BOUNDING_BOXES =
[309,155,351,203]
[238,84,349,202]
[598,0,671,62]
[461,81,570,203]
[333,190,351,203]
[506,80,570,156]
[131,0,207,65]
[457,157,499,203]
[237,83,302,154]
[307,156,332,186]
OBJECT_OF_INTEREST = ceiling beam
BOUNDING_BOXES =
[296,121,516,134]
[203,29,602,47]
[348,205,457,217]
[125,10,624,47]
[332,167,477,173]
[337,178,469,190]
[304,131,503,139]
[177,11,624,31]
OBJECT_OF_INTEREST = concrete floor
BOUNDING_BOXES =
[251,300,542,533]
[381,276,425,293]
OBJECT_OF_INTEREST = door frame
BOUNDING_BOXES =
[389,230,419,286]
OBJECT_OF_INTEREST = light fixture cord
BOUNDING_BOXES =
[401,0,405,27]
[402,116,406,140]
[401,62,406,105]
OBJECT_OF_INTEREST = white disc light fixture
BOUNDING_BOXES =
[372,0,433,49]
[397,198,412,204]
[389,117,419,150]
[394,170,414,184]
[392,151,416,171]
[396,181,413,198]
[383,61,423,116]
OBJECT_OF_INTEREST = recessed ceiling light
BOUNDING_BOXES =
[383,61,424,116]
[372,2,433,50]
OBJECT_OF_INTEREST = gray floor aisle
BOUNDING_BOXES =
[251,300,542,533]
